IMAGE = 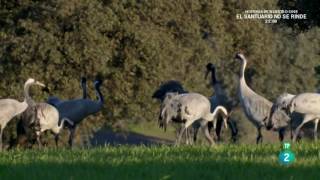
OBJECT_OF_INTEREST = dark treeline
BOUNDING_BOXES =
[0,0,319,145]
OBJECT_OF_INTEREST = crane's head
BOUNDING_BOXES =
[205,63,215,79]
[81,77,87,84]
[266,107,290,131]
[162,92,178,107]
[235,53,245,61]
[25,78,46,87]
[25,78,35,84]
[94,79,103,87]
[42,86,50,93]
[206,63,215,71]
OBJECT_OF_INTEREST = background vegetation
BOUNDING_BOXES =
[0,0,319,145]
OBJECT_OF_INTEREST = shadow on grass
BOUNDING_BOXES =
[90,129,173,146]
[0,158,319,180]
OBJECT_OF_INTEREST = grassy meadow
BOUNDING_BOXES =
[1,143,320,180]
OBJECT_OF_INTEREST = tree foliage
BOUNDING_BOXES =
[0,0,319,144]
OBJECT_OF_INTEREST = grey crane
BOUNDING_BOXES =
[162,92,228,146]
[153,81,200,144]
[235,53,289,143]
[23,102,74,147]
[152,80,188,129]
[17,77,87,147]
[18,84,74,147]
[0,78,44,150]
[205,63,238,142]
[268,93,320,141]
[53,79,104,147]
[35,104,74,146]
[153,81,211,144]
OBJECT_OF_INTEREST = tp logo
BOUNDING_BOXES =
[279,142,295,165]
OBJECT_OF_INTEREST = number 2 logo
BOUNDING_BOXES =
[284,153,289,162]
[279,142,295,165]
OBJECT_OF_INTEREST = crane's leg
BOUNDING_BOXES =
[189,127,194,145]
[54,134,59,147]
[36,131,42,148]
[42,131,49,147]
[176,120,194,146]
[175,126,185,146]
[193,127,199,144]
[0,127,3,151]
[185,127,189,145]
[175,125,179,139]
[192,121,201,144]
[188,127,192,145]
[228,120,238,143]
[314,119,319,141]
[208,121,214,134]
[202,123,215,146]
[68,127,76,148]
[290,118,293,140]
[158,108,162,128]
[256,127,263,144]
[278,128,285,142]
[215,116,223,142]
[293,123,304,142]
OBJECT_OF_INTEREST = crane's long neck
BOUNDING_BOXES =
[58,118,74,131]
[58,119,64,130]
[95,83,104,104]
[240,58,247,81]
[239,58,249,89]
[81,81,87,99]
[209,106,226,119]
[210,69,217,85]
[283,94,296,114]
[208,106,228,128]
[210,69,225,96]
[24,83,35,105]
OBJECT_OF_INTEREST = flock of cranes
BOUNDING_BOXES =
[0,77,103,150]
[0,52,318,149]
[153,53,320,145]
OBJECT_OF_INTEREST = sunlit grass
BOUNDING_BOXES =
[0,142,320,179]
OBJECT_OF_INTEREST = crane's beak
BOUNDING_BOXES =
[35,81,46,87]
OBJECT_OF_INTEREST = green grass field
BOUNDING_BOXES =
[1,143,320,180]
